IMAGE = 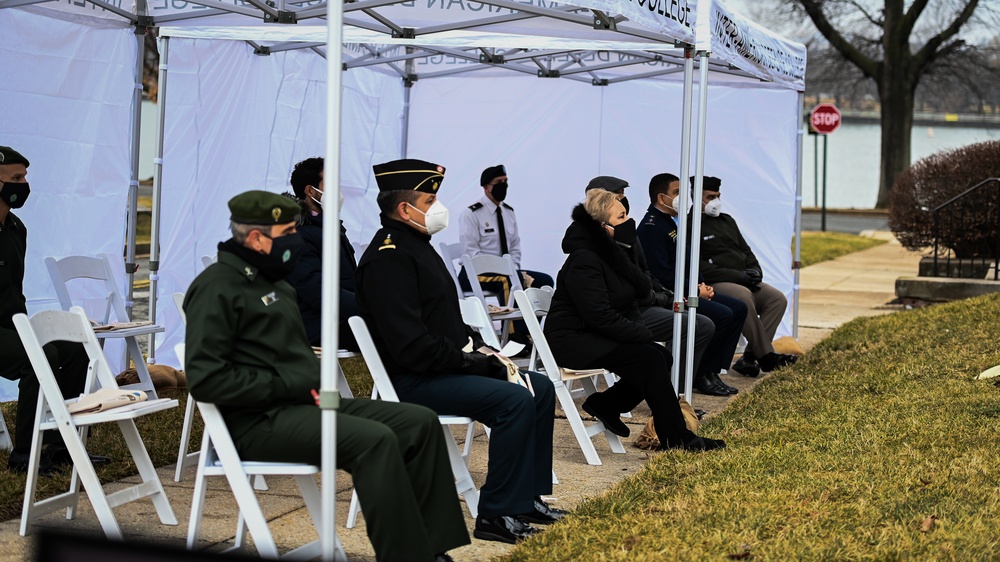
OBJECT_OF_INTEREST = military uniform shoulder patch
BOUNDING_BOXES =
[378,234,396,251]
[501,202,514,211]
[468,202,484,211]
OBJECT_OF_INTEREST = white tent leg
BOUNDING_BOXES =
[124,26,145,321]
[322,2,347,558]
[671,46,695,397]
[149,36,170,362]
[793,91,806,338]
[683,51,712,403]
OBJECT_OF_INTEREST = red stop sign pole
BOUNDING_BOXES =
[809,103,841,231]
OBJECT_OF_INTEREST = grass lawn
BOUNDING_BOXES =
[506,292,1000,560]
[797,231,887,268]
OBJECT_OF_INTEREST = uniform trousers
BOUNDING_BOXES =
[582,342,694,446]
[696,293,748,373]
[235,398,470,562]
[392,371,555,518]
[0,327,89,453]
[712,281,787,358]
[639,306,714,376]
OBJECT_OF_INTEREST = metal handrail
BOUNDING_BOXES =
[931,178,1000,280]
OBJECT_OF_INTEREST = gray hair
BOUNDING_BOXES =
[230,221,271,244]
[584,189,620,224]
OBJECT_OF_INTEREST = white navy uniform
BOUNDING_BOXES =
[460,194,521,268]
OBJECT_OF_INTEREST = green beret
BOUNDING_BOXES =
[228,190,301,225]
[372,159,445,194]
[0,146,30,168]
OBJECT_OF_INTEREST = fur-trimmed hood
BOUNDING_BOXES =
[561,204,652,296]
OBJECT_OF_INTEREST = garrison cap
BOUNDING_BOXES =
[480,164,506,187]
[691,176,722,192]
[585,175,629,193]
[0,146,29,167]
[372,159,445,194]
[228,190,301,225]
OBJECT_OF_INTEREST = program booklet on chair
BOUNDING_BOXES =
[90,320,154,332]
[67,388,148,415]
[476,347,535,397]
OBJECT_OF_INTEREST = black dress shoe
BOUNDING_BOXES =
[7,451,62,477]
[519,497,567,525]
[707,372,737,395]
[693,374,729,396]
[474,515,540,544]
[44,445,111,467]
[730,356,760,377]
[582,395,630,437]
[757,352,790,373]
[660,436,727,452]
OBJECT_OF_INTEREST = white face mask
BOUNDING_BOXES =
[704,199,722,217]
[310,187,324,210]
[670,195,681,213]
[407,200,450,235]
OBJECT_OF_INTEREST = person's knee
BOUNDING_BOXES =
[695,315,715,343]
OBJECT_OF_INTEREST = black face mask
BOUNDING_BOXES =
[619,196,630,214]
[609,218,637,248]
[491,181,508,202]
[224,232,304,282]
[0,181,30,209]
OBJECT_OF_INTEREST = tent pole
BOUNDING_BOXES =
[793,91,805,338]
[684,51,711,402]
[323,1,346,559]
[402,49,414,158]
[671,46,695,396]
[148,36,169,363]
[124,24,146,321]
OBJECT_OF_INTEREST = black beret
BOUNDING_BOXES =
[480,164,506,187]
[0,146,29,168]
[585,175,629,193]
[690,176,722,192]
[228,190,302,225]
[373,159,446,194]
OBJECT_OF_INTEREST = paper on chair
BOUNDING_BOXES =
[499,340,525,357]
[67,388,148,415]
[487,304,514,315]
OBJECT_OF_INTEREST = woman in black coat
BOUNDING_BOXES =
[544,189,724,452]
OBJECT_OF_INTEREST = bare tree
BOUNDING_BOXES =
[779,0,996,208]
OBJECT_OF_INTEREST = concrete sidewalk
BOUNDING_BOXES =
[0,232,923,561]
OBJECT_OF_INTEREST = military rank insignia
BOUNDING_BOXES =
[272,207,282,221]
[669,230,677,240]
[379,234,396,251]
[261,291,279,306]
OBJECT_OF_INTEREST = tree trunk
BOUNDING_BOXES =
[876,80,914,208]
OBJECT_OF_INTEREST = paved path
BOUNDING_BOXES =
[0,232,924,561]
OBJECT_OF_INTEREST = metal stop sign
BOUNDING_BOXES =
[810,103,841,134]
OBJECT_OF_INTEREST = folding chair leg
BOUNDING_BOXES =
[62,428,124,540]
[119,420,178,525]
[578,377,626,455]
[19,419,48,537]
[442,425,479,518]
[554,382,604,466]
[223,471,279,559]
[121,336,158,400]
[186,436,211,550]
[346,490,361,529]
[461,422,475,465]
[175,397,198,482]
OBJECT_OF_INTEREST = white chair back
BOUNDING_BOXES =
[458,297,502,349]
[172,292,186,324]
[461,253,522,309]
[438,242,467,295]
[347,317,400,402]
[45,255,129,324]
[200,255,216,269]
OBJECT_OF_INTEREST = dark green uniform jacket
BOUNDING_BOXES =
[183,249,317,440]
[699,212,763,285]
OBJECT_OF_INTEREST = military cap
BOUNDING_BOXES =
[228,190,301,225]
[480,164,506,187]
[585,175,629,193]
[372,159,445,193]
[690,176,722,192]
[0,146,29,167]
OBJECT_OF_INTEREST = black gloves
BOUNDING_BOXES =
[461,352,507,380]
[651,290,674,309]
[739,268,762,291]
[745,268,763,284]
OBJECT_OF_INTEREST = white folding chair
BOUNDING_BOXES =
[513,289,626,466]
[439,242,498,299]
[200,254,216,269]
[177,343,345,561]
[0,410,12,452]
[13,307,179,538]
[461,253,524,342]
[345,316,480,528]
[45,254,164,399]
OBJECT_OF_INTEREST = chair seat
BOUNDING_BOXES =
[205,461,320,476]
[38,398,178,429]
[94,324,165,339]
[439,415,474,426]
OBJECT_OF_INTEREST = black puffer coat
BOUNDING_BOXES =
[544,204,655,368]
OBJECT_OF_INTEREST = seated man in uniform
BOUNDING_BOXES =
[184,190,469,562]
[637,173,750,395]
[0,145,107,475]
[355,159,562,545]
[697,176,796,374]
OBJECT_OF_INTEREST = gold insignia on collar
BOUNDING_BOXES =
[379,234,396,251]
[272,207,281,221]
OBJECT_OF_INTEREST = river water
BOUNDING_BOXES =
[802,121,1000,209]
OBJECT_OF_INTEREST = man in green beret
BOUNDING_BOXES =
[355,159,562,545]
[184,190,469,562]
[0,146,103,475]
